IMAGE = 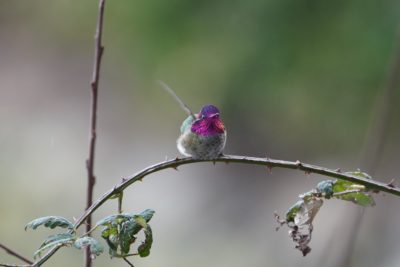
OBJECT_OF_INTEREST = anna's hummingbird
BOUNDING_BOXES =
[158,81,227,159]
[177,104,226,159]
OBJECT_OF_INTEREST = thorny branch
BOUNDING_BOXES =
[74,155,400,232]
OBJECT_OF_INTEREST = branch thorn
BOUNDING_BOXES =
[171,165,179,171]
[387,178,396,188]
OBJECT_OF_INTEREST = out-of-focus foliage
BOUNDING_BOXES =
[3,0,399,155]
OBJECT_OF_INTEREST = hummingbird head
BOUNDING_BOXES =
[191,105,225,136]
[199,105,220,119]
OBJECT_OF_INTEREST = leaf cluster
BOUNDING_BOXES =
[276,171,375,256]
[25,209,155,261]
[99,209,155,258]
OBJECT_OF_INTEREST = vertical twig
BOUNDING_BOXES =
[85,0,106,267]
[0,243,33,265]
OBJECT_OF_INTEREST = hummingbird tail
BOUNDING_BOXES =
[157,80,196,119]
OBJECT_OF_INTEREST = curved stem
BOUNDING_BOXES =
[74,155,400,229]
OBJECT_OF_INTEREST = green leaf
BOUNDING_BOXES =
[119,221,137,255]
[74,237,104,258]
[25,216,74,231]
[332,178,375,206]
[334,191,375,206]
[138,209,155,221]
[34,234,74,259]
[39,233,74,249]
[332,171,372,192]
[101,224,119,256]
[96,209,154,227]
[96,214,133,227]
[121,209,155,237]
[285,201,303,222]
[333,179,353,192]
[138,225,153,257]
[118,211,154,256]
[345,171,372,179]
[134,215,148,229]
[99,209,155,257]
[334,179,365,192]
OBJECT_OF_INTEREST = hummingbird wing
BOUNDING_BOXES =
[180,115,196,134]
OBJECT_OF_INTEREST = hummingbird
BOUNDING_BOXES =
[159,81,227,159]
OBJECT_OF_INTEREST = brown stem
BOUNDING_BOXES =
[0,243,33,265]
[85,0,105,267]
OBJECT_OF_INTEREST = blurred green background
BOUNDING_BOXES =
[1,0,400,266]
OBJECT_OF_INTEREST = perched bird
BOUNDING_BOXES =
[158,81,226,159]
[177,104,226,159]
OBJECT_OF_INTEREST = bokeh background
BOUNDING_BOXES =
[1,1,400,267]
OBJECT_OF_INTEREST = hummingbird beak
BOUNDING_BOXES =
[210,113,219,118]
